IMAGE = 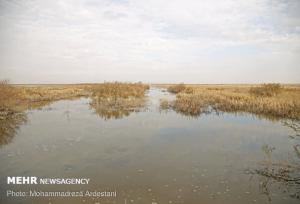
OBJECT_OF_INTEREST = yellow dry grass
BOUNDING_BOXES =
[90,82,149,99]
[165,84,300,120]
[89,82,149,120]
[167,83,186,94]
[0,82,90,113]
[0,81,149,120]
[0,81,150,141]
[0,81,149,112]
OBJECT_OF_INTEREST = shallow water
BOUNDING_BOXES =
[0,88,299,204]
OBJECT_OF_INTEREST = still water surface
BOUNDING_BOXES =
[0,88,299,204]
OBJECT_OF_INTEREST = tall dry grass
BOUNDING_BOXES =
[0,80,27,145]
[0,80,22,111]
[0,80,150,140]
[1,81,91,111]
[167,83,186,94]
[90,82,149,98]
[165,84,300,120]
[0,81,149,114]
[250,83,282,97]
[89,82,149,119]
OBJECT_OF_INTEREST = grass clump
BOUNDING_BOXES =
[173,94,210,116]
[167,83,186,94]
[89,82,149,120]
[90,82,149,99]
[159,99,171,110]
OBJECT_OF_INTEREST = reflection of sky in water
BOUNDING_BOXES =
[0,89,299,204]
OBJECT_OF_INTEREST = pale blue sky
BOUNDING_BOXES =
[0,0,299,83]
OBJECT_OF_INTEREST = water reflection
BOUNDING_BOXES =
[246,144,300,201]
[244,118,300,201]
[0,110,27,146]
[90,97,147,120]
[293,145,300,159]
[159,88,300,201]
[1,88,300,203]
[261,145,275,160]
[283,120,300,139]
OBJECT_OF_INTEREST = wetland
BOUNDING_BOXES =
[0,83,299,204]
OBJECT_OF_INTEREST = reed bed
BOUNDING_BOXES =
[0,81,149,112]
[89,82,149,119]
[165,84,300,120]
[167,83,186,94]
[19,85,89,104]
[0,81,149,138]
[90,82,149,99]
[0,80,22,112]
[0,81,28,144]
[250,83,282,97]
[0,81,90,112]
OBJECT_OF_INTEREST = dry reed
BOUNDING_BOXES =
[89,82,149,119]
[0,80,149,139]
[164,84,300,120]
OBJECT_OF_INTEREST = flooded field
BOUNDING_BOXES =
[0,88,299,204]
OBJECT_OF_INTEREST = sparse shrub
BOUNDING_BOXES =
[250,83,282,97]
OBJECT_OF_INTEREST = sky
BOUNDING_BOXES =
[0,0,299,84]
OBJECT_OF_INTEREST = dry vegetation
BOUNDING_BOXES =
[0,81,149,114]
[0,81,149,118]
[0,81,90,113]
[167,83,186,94]
[250,83,282,97]
[90,82,149,99]
[0,80,93,145]
[164,84,300,120]
[89,82,149,120]
[0,80,149,142]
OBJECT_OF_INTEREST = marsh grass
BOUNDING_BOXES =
[167,83,186,94]
[164,84,300,120]
[89,82,149,119]
[0,80,22,111]
[90,82,149,99]
[0,81,149,114]
[250,83,282,97]
[0,80,28,144]
[18,85,90,106]
[0,80,149,140]
[159,99,171,110]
